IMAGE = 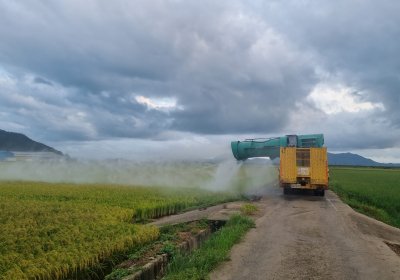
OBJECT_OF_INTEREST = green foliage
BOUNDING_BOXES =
[159,222,190,235]
[164,214,255,280]
[160,223,175,235]
[157,242,179,260]
[128,252,141,261]
[164,266,208,280]
[105,268,131,280]
[329,167,400,228]
[195,217,210,229]
[240,203,259,215]
[176,222,191,232]
[105,267,142,280]
[128,243,154,261]
[157,233,178,243]
[226,213,256,228]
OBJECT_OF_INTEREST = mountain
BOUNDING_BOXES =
[327,152,400,166]
[239,152,400,167]
[0,129,62,155]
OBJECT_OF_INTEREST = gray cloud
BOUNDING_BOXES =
[0,0,399,159]
[0,1,317,138]
[257,0,400,127]
[33,77,53,86]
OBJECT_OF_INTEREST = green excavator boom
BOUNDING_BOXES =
[231,134,324,161]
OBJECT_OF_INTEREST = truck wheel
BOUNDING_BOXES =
[314,190,319,196]
[320,190,325,197]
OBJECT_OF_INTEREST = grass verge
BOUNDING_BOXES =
[163,214,255,280]
[240,203,259,215]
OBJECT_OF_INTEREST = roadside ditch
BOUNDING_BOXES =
[105,203,259,280]
[105,218,226,280]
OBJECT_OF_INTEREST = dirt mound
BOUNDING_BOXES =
[348,210,400,244]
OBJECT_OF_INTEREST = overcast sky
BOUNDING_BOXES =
[1,0,400,162]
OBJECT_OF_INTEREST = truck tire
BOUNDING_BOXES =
[314,190,325,196]
[284,188,289,195]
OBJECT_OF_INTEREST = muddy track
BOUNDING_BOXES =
[210,182,400,280]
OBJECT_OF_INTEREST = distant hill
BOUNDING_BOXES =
[240,152,400,167]
[327,152,400,167]
[0,129,62,155]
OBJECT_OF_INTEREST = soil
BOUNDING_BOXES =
[385,241,400,257]
[209,181,400,280]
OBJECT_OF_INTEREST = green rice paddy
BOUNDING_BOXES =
[329,166,400,228]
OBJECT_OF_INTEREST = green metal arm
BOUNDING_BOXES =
[231,134,324,161]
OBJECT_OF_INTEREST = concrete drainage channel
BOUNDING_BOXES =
[119,201,245,280]
[123,220,226,280]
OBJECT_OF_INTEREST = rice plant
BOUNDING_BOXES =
[0,181,234,280]
[329,167,400,228]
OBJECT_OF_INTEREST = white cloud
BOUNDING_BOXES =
[350,148,400,164]
[0,73,98,140]
[308,83,384,114]
[136,96,176,108]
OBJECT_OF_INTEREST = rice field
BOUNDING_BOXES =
[0,181,236,280]
[0,161,277,279]
[329,166,400,228]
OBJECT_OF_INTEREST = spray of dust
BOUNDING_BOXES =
[0,154,277,193]
[205,159,243,191]
[0,161,215,188]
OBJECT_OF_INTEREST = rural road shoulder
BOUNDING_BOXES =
[147,201,245,227]
[210,184,400,280]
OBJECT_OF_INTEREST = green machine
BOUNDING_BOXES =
[231,134,324,161]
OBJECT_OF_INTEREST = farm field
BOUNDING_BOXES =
[329,166,400,229]
[0,162,277,280]
[0,181,236,280]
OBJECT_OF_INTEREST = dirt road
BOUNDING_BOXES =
[210,182,400,280]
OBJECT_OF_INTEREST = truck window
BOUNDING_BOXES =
[296,149,310,167]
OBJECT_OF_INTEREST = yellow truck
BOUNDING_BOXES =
[231,134,329,196]
[279,147,329,196]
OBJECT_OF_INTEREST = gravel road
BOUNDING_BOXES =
[210,182,400,280]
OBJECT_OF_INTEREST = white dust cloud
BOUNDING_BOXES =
[0,157,278,193]
[205,160,243,191]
